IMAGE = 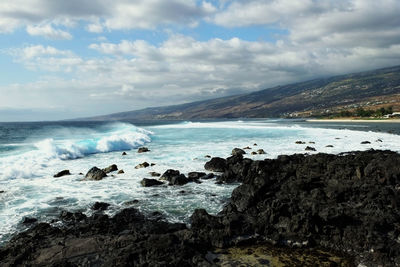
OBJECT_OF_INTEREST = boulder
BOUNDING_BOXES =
[118,170,125,174]
[138,147,150,153]
[85,167,107,181]
[205,155,211,158]
[0,190,4,193]
[122,152,127,156]
[188,172,207,181]
[53,170,71,178]
[204,157,227,172]
[160,169,180,181]
[251,151,257,155]
[168,174,189,186]
[103,164,118,173]
[257,149,266,154]
[149,172,161,177]
[151,163,156,166]
[305,146,316,151]
[232,148,246,156]
[22,217,37,224]
[361,141,371,144]
[243,146,251,150]
[140,178,164,187]
[135,162,150,169]
[91,202,110,211]
[326,145,334,147]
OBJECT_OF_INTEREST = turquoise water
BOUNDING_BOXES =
[1,119,400,245]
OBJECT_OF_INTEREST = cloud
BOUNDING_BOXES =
[26,24,72,40]
[0,0,216,33]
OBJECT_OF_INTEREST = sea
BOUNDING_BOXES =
[1,119,400,246]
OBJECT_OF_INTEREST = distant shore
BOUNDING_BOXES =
[306,118,400,123]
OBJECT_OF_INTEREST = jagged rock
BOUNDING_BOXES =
[135,162,150,169]
[141,178,164,187]
[232,148,246,156]
[53,170,70,178]
[188,172,207,181]
[118,170,124,174]
[122,152,127,156]
[160,169,180,181]
[22,217,37,224]
[168,174,189,186]
[91,202,110,211]
[361,141,371,144]
[138,147,150,153]
[103,164,118,173]
[305,146,316,151]
[257,149,266,154]
[85,167,107,181]
[149,172,161,177]
[295,141,306,144]
[204,157,227,172]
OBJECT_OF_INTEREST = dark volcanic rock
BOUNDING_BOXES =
[326,145,334,147]
[91,202,110,211]
[232,148,246,156]
[0,190,4,193]
[141,178,164,187]
[103,164,118,173]
[188,172,207,181]
[22,217,37,224]
[118,169,124,174]
[193,150,400,266]
[361,141,371,144]
[204,157,227,172]
[295,141,306,144]
[138,147,150,153]
[305,146,316,151]
[149,171,161,177]
[85,167,107,180]
[257,149,266,154]
[53,170,71,178]
[122,151,127,156]
[168,174,189,186]
[135,162,150,169]
[160,169,180,181]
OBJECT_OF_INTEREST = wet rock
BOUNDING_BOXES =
[22,217,37,224]
[309,141,315,144]
[188,172,207,181]
[376,139,383,142]
[118,170,124,174]
[0,190,4,193]
[53,170,71,178]
[140,178,164,187]
[251,151,257,155]
[205,155,211,158]
[361,141,371,144]
[257,149,266,155]
[91,202,110,211]
[122,152,127,156]
[168,174,189,186]
[243,146,251,150]
[149,171,161,177]
[85,167,107,181]
[103,164,118,173]
[205,157,227,172]
[160,169,181,181]
[326,145,334,148]
[135,162,150,169]
[232,148,246,156]
[151,163,156,166]
[295,141,306,144]
[138,147,150,153]
[124,199,139,205]
[305,146,316,151]
[253,143,257,146]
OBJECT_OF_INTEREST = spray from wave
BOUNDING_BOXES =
[33,123,152,160]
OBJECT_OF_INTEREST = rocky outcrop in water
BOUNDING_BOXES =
[103,164,118,173]
[85,167,107,181]
[140,178,164,187]
[53,170,71,178]
[1,150,400,266]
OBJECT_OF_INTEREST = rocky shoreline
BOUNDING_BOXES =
[1,149,400,266]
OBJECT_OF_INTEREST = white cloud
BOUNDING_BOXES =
[0,0,216,33]
[26,24,72,40]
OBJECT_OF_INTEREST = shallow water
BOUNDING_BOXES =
[1,119,400,245]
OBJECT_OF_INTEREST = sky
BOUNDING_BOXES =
[0,0,400,121]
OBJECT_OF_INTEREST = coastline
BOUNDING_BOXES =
[1,149,399,266]
[307,118,400,123]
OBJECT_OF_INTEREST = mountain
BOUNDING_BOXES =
[85,65,400,121]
